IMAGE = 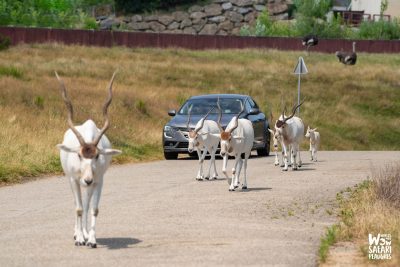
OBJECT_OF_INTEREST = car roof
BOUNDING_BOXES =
[189,94,249,100]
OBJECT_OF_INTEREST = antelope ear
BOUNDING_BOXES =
[268,129,274,135]
[210,133,221,138]
[56,144,80,153]
[200,132,210,136]
[313,128,318,131]
[99,148,122,156]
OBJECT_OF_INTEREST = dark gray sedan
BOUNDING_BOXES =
[163,94,270,160]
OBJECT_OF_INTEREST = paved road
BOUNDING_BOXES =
[1,151,398,267]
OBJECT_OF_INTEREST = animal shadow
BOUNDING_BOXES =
[242,187,272,192]
[296,167,316,171]
[97,237,142,250]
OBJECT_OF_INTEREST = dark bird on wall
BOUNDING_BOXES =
[302,34,319,55]
[336,42,357,65]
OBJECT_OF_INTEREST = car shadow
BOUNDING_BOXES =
[97,237,142,250]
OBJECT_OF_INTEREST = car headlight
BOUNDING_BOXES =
[164,126,174,138]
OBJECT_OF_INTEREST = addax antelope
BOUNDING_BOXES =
[56,71,121,248]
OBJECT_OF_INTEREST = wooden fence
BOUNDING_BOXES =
[1,26,400,53]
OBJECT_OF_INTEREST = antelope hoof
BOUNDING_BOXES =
[205,177,210,180]
[74,235,76,240]
[229,188,235,191]
[234,185,239,189]
[274,163,279,166]
[196,178,203,181]
[242,186,247,190]
[282,168,288,172]
[75,241,85,246]
[293,167,298,171]
[87,242,97,248]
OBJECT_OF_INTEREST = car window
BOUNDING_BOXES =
[178,98,244,115]
[245,99,252,112]
[248,98,259,108]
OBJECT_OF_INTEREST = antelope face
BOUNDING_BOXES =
[78,144,99,186]
[268,129,281,150]
[305,126,311,138]
[220,131,233,157]
[57,143,121,186]
[187,131,199,153]
[305,126,317,138]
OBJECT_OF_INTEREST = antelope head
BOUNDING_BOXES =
[56,71,121,186]
[217,100,244,157]
[305,126,318,138]
[187,107,214,153]
[274,101,304,135]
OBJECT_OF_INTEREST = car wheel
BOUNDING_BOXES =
[257,134,270,157]
[164,151,178,160]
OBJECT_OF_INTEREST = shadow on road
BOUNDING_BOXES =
[296,168,316,171]
[242,187,272,192]
[97,237,142,250]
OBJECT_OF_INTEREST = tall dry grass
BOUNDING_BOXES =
[325,164,400,265]
[0,43,399,183]
[374,163,400,208]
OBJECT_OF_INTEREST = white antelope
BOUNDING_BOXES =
[274,102,304,171]
[305,126,320,162]
[213,101,254,191]
[268,128,283,166]
[186,107,220,180]
[55,72,121,248]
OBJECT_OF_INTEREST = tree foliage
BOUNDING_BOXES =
[0,0,106,29]
[242,0,400,40]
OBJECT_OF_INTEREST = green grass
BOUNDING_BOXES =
[319,224,339,263]
[0,66,23,79]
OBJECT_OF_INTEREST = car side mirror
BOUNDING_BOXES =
[248,108,260,115]
[168,110,176,116]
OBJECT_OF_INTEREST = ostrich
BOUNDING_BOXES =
[302,34,318,55]
[336,42,357,65]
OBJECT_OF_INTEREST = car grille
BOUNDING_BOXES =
[177,142,188,148]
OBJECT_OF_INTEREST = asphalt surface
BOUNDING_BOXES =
[1,151,399,267]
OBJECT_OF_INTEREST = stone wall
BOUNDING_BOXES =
[98,0,292,35]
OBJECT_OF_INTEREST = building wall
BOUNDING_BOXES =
[351,0,381,15]
[387,0,400,18]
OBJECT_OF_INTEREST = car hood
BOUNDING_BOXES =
[167,114,238,129]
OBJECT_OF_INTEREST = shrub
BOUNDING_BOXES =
[0,0,106,29]
[241,10,296,37]
[358,18,400,40]
[0,34,11,51]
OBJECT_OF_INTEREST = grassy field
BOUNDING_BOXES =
[0,44,399,184]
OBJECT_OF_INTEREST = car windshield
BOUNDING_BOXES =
[178,98,244,115]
